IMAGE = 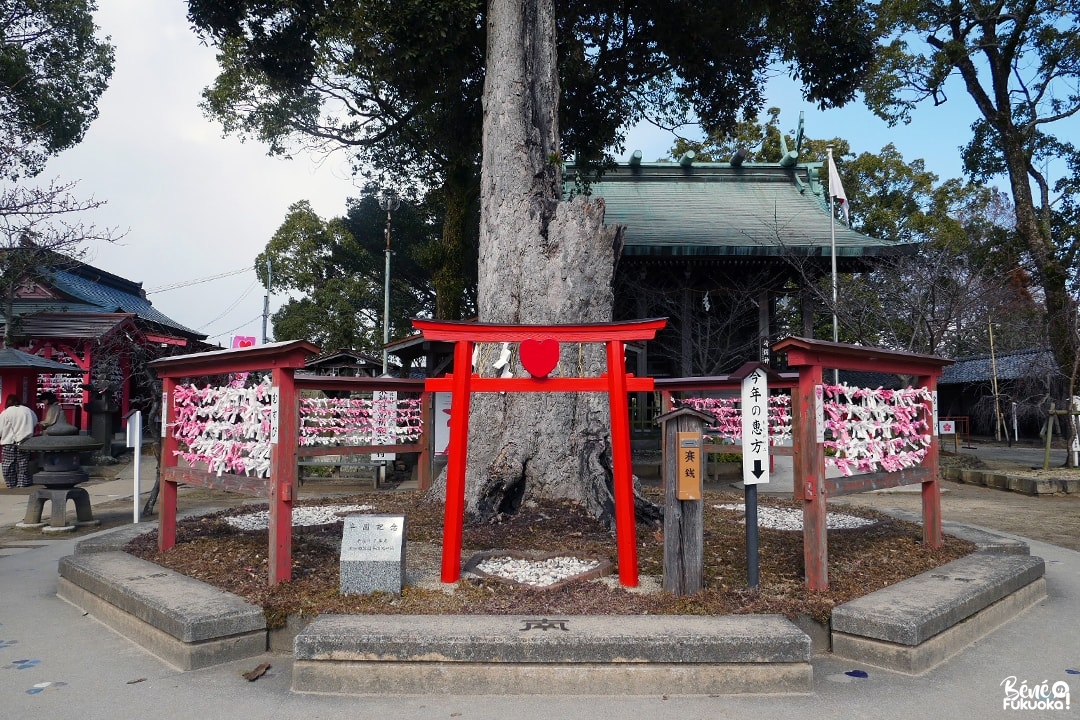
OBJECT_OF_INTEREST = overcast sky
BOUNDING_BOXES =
[35,1,1076,348]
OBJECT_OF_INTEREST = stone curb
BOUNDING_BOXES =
[943,466,1080,494]
[292,614,813,695]
[831,554,1045,646]
[54,520,1045,688]
[868,507,1031,556]
[57,551,267,670]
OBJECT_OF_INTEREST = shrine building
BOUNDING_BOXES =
[1,255,210,434]
[573,154,919,378]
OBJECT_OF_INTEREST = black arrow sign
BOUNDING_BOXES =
[751,459,765,479]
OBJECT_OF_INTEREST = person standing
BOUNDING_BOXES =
[1,394,38,488]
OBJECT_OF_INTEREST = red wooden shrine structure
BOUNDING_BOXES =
[776,338,950,590]
[150,341,429,585]
[148,332,945,593]
[414,318,667,587]
[658,339,950,591]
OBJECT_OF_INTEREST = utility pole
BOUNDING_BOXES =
[261,256,272,344]
[379,191,400,374]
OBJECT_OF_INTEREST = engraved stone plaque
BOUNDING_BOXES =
[339,514,406,595]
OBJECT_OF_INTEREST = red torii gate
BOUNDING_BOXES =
[414,318,666,587]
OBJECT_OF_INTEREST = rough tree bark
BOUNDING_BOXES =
[428,0,655,529]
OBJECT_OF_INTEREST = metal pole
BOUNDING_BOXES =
[827,146,838,345]
[827,146,840,385]
[261,257,272,344]
[383,215,391,374]
[745,482,759,588]
[989,317,1003,442]
[379,191,398,375]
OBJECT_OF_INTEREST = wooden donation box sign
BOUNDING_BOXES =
[677,432,703,500]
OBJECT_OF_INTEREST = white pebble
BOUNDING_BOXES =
[224,504,376,531]
[475,556,601,587]
[711,504,876,530]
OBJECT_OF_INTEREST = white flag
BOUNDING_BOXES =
[827,153,850,225]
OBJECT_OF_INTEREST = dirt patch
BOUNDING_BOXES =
[838,453,1080,552]
[122,486,973,629]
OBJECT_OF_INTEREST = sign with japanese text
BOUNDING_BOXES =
[267,386,280,444]
[340,514,404,562]
[741,368,770,485]
[932,390,939,434]
[676,431,703,500]
[370,390,397,462]
[815,384,825,443]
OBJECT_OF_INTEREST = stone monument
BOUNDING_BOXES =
[339,514,406,595]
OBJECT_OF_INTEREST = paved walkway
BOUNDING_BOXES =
[0,447,1077,718]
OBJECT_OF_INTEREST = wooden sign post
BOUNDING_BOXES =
[657,407,715,596]
[740,367,769,588]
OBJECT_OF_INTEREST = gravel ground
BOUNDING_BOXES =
[123,487,973,628]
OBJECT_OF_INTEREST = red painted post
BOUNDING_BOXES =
[607,338,639,587]
[440,340,474,583]
[268,366,297,584]
[417,390,433,492]
[920,374,943,548]
[796,364,828,591]
[159,376,178,552]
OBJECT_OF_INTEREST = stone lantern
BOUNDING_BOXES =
[18,415,103,533]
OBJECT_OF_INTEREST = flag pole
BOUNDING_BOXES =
[827,145,839,386]
[827,145,838,346]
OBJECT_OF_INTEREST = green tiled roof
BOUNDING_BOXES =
[567,162,915,258]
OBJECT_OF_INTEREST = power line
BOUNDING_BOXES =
[196,279,260,331]
[145,266,253,294]
[206,314,264,342]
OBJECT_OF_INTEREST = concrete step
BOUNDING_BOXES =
[57,551,267,670]
[831,553,1046,674]
[292,613,813,695]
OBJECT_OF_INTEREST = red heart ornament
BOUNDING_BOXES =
[519,339,560,378]
[238,339,254,348]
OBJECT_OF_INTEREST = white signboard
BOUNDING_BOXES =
[126,410,143,524]
[434,392,452,455]
[371,390,397,462]
[741,368,770,485]
[932,390,939,435]
[814,385,825,443]
[938,420,956,435]
[267,387,280,444]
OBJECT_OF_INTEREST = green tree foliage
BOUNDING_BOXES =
[0,1,115,346]
[187,0,876,318]
[830,146,1041,358]
[257,193,437,353]
[865,0,1080,393]
[671,107,790,163]
[0,0,114,179]
[190,0,484,320]
[684,110,1042,359]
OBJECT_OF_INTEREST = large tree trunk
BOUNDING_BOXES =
[433,159,478,320]
[427,0,651,528]
[1002,138,1079,461]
